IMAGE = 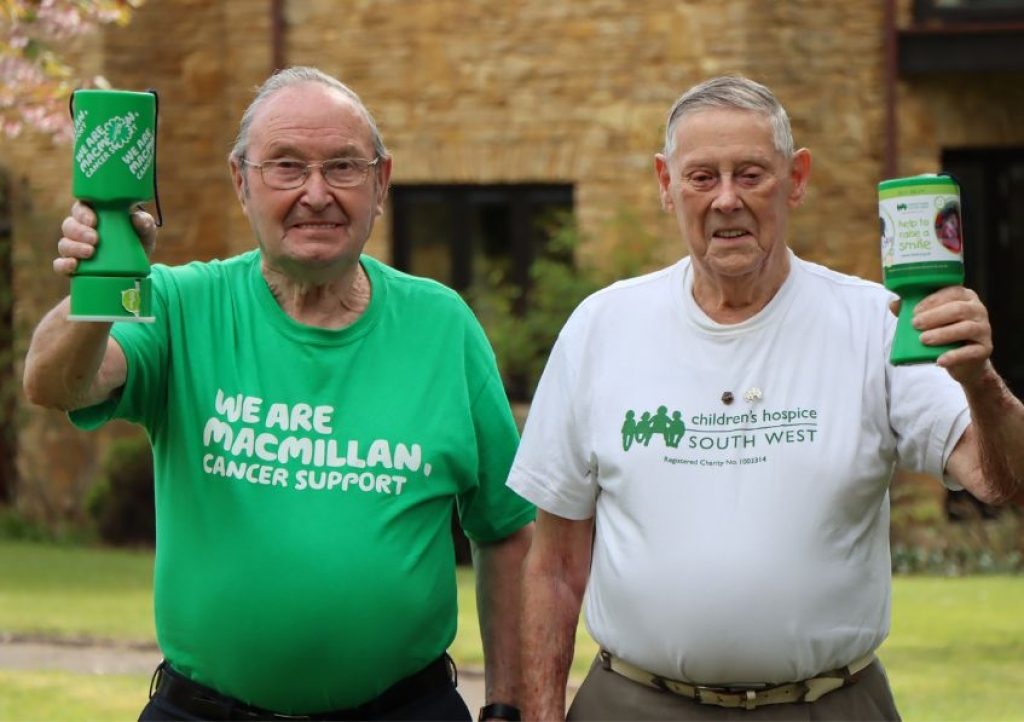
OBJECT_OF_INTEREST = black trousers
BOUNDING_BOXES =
[139,684,471,722]
[139,658,472,722]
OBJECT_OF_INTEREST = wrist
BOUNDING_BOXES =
[479,702,522,721]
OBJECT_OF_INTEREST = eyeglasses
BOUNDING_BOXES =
[241,156,381,190]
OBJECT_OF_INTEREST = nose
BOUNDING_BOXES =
[299,166,334,210]
[710,175,743,213]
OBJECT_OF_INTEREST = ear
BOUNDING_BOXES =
[654,153,674,212]
[229,157,249,213]
[374,155,394,218]
[787,148,812,208]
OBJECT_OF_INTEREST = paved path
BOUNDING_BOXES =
[0,639,162,677]
[0,637,507,713]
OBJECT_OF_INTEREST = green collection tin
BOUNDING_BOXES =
[879,174,964,365]
[69,89,157,322]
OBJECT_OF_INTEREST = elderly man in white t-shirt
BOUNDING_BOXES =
[508,75,1024,721]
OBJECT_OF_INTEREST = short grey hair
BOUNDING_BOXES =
[662,75,794,158]
[229,66,388,161]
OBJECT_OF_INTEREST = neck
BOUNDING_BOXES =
[691,250,790,324]
[262,259,371,329]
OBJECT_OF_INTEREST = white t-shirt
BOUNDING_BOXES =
[507,252,970,686]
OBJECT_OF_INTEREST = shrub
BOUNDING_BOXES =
[86,434,154,546]
[0,507,54,542]
[469,210,663,401]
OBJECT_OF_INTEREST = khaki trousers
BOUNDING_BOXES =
[567,655,902,722]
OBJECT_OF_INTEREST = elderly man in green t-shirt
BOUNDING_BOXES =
[24,66,534,722]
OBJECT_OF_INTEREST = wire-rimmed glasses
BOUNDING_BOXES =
[241,157,381,190]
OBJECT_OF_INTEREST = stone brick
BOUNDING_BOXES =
[3,0,1023,523]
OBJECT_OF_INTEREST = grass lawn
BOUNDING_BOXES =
[0,539,154,642]
[0,670,148,721]
[881,576,1024,721]
[1,540,1023,720]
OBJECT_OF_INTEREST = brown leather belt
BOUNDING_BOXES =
[600,649,875,710]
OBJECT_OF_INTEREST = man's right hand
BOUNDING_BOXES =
[54,201,157,276]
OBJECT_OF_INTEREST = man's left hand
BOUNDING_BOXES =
[905,286,993,387]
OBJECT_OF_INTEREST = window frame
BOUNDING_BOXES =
[390,183,574,295]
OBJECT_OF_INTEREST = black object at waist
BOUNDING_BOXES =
[150,654,454,720]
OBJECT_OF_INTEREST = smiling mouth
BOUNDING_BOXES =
[712,229,749,239]
[291,222,343,231]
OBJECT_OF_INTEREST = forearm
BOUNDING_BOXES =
[473,525,534,708]
[960,362,1024,504]
[520,565,584,721]
[23,296,117,410]
[519,512,593,722]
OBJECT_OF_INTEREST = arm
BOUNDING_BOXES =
[520,510,593,722]
[909,287,1024,504]
[944,367,1024,505]
[23,298,126,411]
[472,523,534,718]
[22,202,155,411]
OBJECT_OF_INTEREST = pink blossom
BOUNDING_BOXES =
[0,0,146,140]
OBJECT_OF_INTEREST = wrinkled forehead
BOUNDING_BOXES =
[249,83,375,155]
[669,108,781,165]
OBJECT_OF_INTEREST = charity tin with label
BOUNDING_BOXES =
[69,88,158,322]
[879,173,964,365]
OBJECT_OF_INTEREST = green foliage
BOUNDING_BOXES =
[469,211,663,400]
[891,543,1023,576]
[890,478,1024,575]
[0,507,96,545]
[85,434,154,547]
[0,507,53,542]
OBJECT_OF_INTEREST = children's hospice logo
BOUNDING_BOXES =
[621,406,686,450]
[621,403,820,464]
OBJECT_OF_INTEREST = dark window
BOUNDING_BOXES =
[391,185,574,563]
[913,0,1024,23]
[391,184,574,302]
[943,149,1024,400]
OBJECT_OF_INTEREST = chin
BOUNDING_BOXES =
[705,249,762,272]
[284,237,354,262]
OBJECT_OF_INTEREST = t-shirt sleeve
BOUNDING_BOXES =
[455,313,535,543]
[886,330,971,489]
[68,266,173,433]
[506,306,598,520]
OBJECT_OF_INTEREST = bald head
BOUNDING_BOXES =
[229,66,387,163]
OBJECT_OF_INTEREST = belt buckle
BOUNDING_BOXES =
[693,683,762,710]
[148,661,165,700]
[803,674,846,702]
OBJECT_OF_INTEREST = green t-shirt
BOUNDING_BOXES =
[71,251,534,714]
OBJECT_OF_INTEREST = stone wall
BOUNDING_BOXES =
[1,2,271,522]
[1,32,107,522]
[3,0,1022,524]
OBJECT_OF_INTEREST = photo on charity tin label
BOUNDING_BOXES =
[934,201,963,254]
